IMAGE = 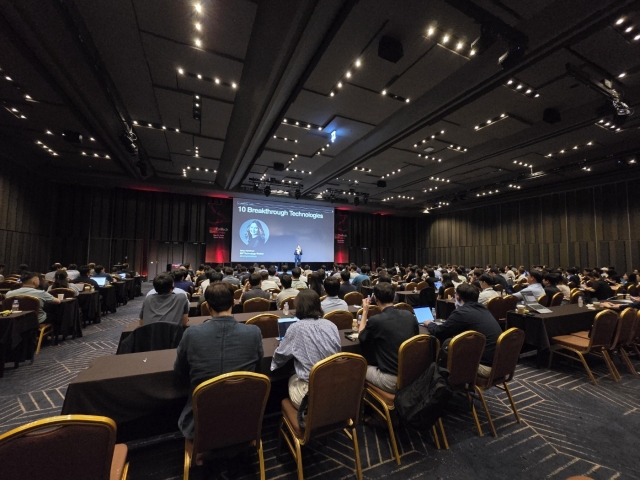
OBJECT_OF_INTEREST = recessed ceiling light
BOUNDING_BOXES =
[469,49,476,56]
[175,128,179,132]
[345,71,352,78]
[194,4,202,13]
[625,26,633,33]
[337,82,342,88]
[133,120,138,124]
[355,59,361,67]
[635,34,640,41]
[442,35,449,43]
[11,108,17,112]
[232,82,237,89]
[197,74,202,79]
[5,76,12,81]
[20,115,26,119]
[90,137,95,141]
[405,98,410,103]
[381,89,387,95]
[330,92,335,97]
[195,22,201,31]
[427,27,434,36]
[456,42,463,50]
[616,17,624,25]
[214,78,220,84]
[24,94,31,99]
[178,68,184,75]
[618,72,626,78]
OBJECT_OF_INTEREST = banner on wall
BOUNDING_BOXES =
[334,211,349,263]
[205,202,232,263]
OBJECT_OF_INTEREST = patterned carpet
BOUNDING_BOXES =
[1,286,639,479]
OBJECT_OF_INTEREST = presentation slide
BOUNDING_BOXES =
[231,198,334,263]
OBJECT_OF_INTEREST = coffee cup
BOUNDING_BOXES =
[593,300,601,308]
[57,294,64,301]
[516,304,525,314]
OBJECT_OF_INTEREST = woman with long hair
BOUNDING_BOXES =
[48,270,81,296]
[438,273,455,299]
[244,220,265,247]
[308,272,326,297]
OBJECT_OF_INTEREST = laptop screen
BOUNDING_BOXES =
[349,279,354,284]
[118,273,127,279]
[522,293,538,304]
[434,281,442,290]
[413,307,435,323]
[277,317,299,339]
[94,277,107,287]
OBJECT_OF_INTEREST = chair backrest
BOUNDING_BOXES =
[397,334,438,390]
[319,295,327,302]
[550,292,564,307]
[393,302,414,314]
[589,309,619,349]
[2,295,40,313]
[192,372,270,454]
[537,294,548,307]
[447,331,486,387]
[117,321,184,354]
[392,275,400,282]
[356,305,381,319]
[233,289,243,300]
[303,353,367,443]
[405,282,418,291]
[0,281,17,289]
[200,301,212,317]
[511,284,523,293]
[503,295,518,314]
[323,310,353,330]
[0,415,118,480]
[343,291,363,306]
[569,290,584,304]
[485,297,503,322]
[243,297,270,313]
[612,307,637,347]
[415,282,427,291]
[443,286,455,299]
[279,296,296,310]
[245,313,280,338]
[494,284,504,292]
[50,288,75,299]
[627,284,639,297]
[485,328,525,384]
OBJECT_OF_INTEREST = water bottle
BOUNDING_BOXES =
[578,296,583,308]
[431,307,437,320]
[11,300,19,313]
[283,302,289,316]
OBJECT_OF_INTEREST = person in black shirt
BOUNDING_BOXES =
[338,270,356,299]
[358,282,418,393]
[424,283,502,377]
[542,272,561,300]
[489,267,509,291]
[583,273,614,301]
[71,266,99,289]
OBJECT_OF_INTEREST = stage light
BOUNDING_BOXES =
[264,185,271,197]
[295,188,301,200]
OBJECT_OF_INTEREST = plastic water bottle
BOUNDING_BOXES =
[578,296,583,308]
[283,302,289,316]
[11,300,19,313]
[431,308,436,319]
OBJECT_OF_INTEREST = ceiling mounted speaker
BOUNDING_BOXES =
[273,162,285,171]
[543,108,561,124]
[377,180,387,188]
[378,36,403,63]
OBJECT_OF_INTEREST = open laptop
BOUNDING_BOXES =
[118,273,127,279]
[413,307,435,324]
[522,292,552,313]
[277,317,299,340]
[93,277,107,287]
[434,281,442,290]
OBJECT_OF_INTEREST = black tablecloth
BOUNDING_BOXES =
[113,282,127,306]
[50,298,82,342]
[133,277,143,297]
[100,286,117,314]
[396,291,420,306]
[436,298,456,319]
[125,279,135,301]
[231,300,278,314]
[77,291,100,324]
[0,311,39,377]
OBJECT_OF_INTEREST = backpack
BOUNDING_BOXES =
[394,362,453,431]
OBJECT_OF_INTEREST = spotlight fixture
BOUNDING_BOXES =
[473,113,509,131]
[264,185,271,197]
[354,196,360,206]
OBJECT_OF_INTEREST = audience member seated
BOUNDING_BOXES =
[477,274,499,305]
[512,270,545,301]
[0,263,4,282]
[93,265,114,283]
[583,272,614,301]
[240,273,271,303]
[221,267,241,286]
[357,282,418,393]
[308,272,326,297]
[321,277,348,313]
[276,274,299,306]
[267,266,282,287]
[290,267,307,289]
[121,262,136,278]
[174,282,263,439]
[542,272,561,299]
[489,267,509,290]
[72,265,99,289]
[139,273,189,327]
[110,266,123,281]
[424,283,501,378]
[438,273,456,299]
[271,289,341,408]
[44,263,63,282]
[351,265,370,288]
[260,270,279,291]
[6,271,61,323]
[197,271,223,310]
[338,269,356,299]
[172,269,194,292]
[48,270,81,296]
[66,264,80,281]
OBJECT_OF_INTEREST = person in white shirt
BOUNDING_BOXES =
[260,271,279,291]
[291,267,307,289]
[320,277,348,313]
[513,270,545,301]
[267,266,282,287]
[66,264,80,281]
[477,274,500,305]
[504,266,516,282]
[276,274,300,306]
[45,263,63,282]
[48,270,82,296]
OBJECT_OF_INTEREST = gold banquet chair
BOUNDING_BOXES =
[185,372,270,480]
[0,415,128,480]
[246,313,280,338]
[323,310,353,330]
[363,334,445,465]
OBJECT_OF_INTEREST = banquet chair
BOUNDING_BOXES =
[233,289,243,301]
[537,294,548,307]
[446,331,486,436]
[405,282,418,291]
[364,334,444,465]
[569,290,585,304]
[185,372,270,480]
[323,310,353,330]
[393,302,414,314]
[50,288,76,299]
[199,301,213,317]
[485,297,503,323]
[549,309,619,385]
[503,295,518,319]
[344,291,363,306]
[494,284,504,293]
[415,281,427,291]
[511,284,523,293]
[243,298,270,313]
[3,295,51,354]
[474,328,525,437]
[117,322,184,355]
[0,414,128,480]
[279,353,367,480]
[356,305,382,319]
[550,292,564,307]
[443,287,455,299]
[246,313,280,338]
[627,284,638,297]
[279,296,296,310]
[419,286,437,308]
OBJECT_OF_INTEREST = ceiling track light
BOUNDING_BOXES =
[504,78,540,98]
[417,154,443,162]
[380,168,402,179]
[328,58,362,98]
[281,117,323,131]
[176,69,237,90]
[613,17,640,42]
[184,166,217,174]
[422,186,439,192]
[380,90,410,103]
[413,130,446,148]
[425,24,474,59]
[429,176,450,183]
[595,119,624,133]
[545,141,595,158]
[473,113,509,131]
[353,167,372,173]
[512,159,534,168]
[132,120,182,133]
[446,144,468,153]
[272,135,298,143]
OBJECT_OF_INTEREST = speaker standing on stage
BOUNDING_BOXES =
[294,245,302,267]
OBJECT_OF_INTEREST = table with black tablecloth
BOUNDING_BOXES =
[133,276,143,297]
[125,278,135,301]
[188,302,199,317]
[77,291,100,325]
[0,310,39,377]
[99,286,117,314]
[62,330,362,441]
[50,298,82,342]
[395,290,420,306]
[113,282,128,306]
[436,298,456,319]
